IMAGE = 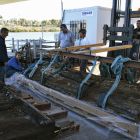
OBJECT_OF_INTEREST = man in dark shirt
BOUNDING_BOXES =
[0,28,9,82]
[130,20,140,60]
[133,20,140,39]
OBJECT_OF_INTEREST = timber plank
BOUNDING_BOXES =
[33,102,51,111]
[74,44,132,54]
[42,108,68,120]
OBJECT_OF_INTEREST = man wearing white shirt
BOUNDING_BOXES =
[75,29,90,47]
[75,29,90,75]
[58,24,75,48]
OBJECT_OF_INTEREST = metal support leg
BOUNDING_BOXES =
[101,75,121,108]
[28,39,43,78]
[23,63,35,76]
[77,60,97,99]
[40,54,58,84]
[28,57,43,78]
[97,55,130,108]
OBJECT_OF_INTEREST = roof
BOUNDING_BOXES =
[64,6,111,13]
[0,0,28,5]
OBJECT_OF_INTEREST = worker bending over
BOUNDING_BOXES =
[6,51,23,78]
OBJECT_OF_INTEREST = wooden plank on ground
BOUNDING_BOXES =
[14,76,139,139]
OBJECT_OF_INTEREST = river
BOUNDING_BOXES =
[6,32,59,41]
[6,32,59,51]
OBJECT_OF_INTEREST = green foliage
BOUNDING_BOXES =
[0,17,61,32]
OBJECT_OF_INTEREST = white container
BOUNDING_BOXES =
[63,6,139,44]
[62,6,111,44]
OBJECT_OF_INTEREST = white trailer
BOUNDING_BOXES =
[62,6,139,44]
[62,6,111,44]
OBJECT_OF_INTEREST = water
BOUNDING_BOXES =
[6,32,59,52]
[7,32,59,41]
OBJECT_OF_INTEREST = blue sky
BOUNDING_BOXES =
[0,0,139,20]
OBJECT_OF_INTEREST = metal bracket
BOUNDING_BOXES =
[77,59,97,99]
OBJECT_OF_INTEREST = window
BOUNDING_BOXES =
[70,20,86,40]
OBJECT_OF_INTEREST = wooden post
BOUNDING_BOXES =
[17,40,19,51]
[12,38,15,52]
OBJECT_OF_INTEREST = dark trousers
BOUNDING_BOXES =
[0,66,5,82]
[80,59,87,74]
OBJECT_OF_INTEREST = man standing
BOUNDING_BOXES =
[130,20,140,60]
[0,28,9,82]
[75,29,90,75]
[133,20,140,40]
[75,29,89,46]
[58,24,75,48]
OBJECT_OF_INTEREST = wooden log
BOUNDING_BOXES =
[39,44,140,69]
[65,43,104,51]
[33,102,51,111]
[42,108,68,120]
[13,75,140,139]
[40,43,104,53]
[74,44,132,54]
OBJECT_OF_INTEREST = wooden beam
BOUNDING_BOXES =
[13,76,140,139]
[39,45,140,69]
[74,44,132,54]
[47,43,104,52]
[65,43,104,51]
[42,44,132,54]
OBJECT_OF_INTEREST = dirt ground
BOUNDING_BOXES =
[0,84,55,140]
[30,61,140,123]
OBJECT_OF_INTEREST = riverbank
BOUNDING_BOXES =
[0,25,60,32]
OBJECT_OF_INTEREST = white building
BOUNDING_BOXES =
[62,6,139,44]
[62,6,111,44]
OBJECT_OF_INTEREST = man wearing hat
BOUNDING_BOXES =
[58,24,75,48]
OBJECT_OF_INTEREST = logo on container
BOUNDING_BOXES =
[81,11,93,16]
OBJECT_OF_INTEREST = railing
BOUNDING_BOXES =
[6,38,58,58]
[6,38,57,52]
